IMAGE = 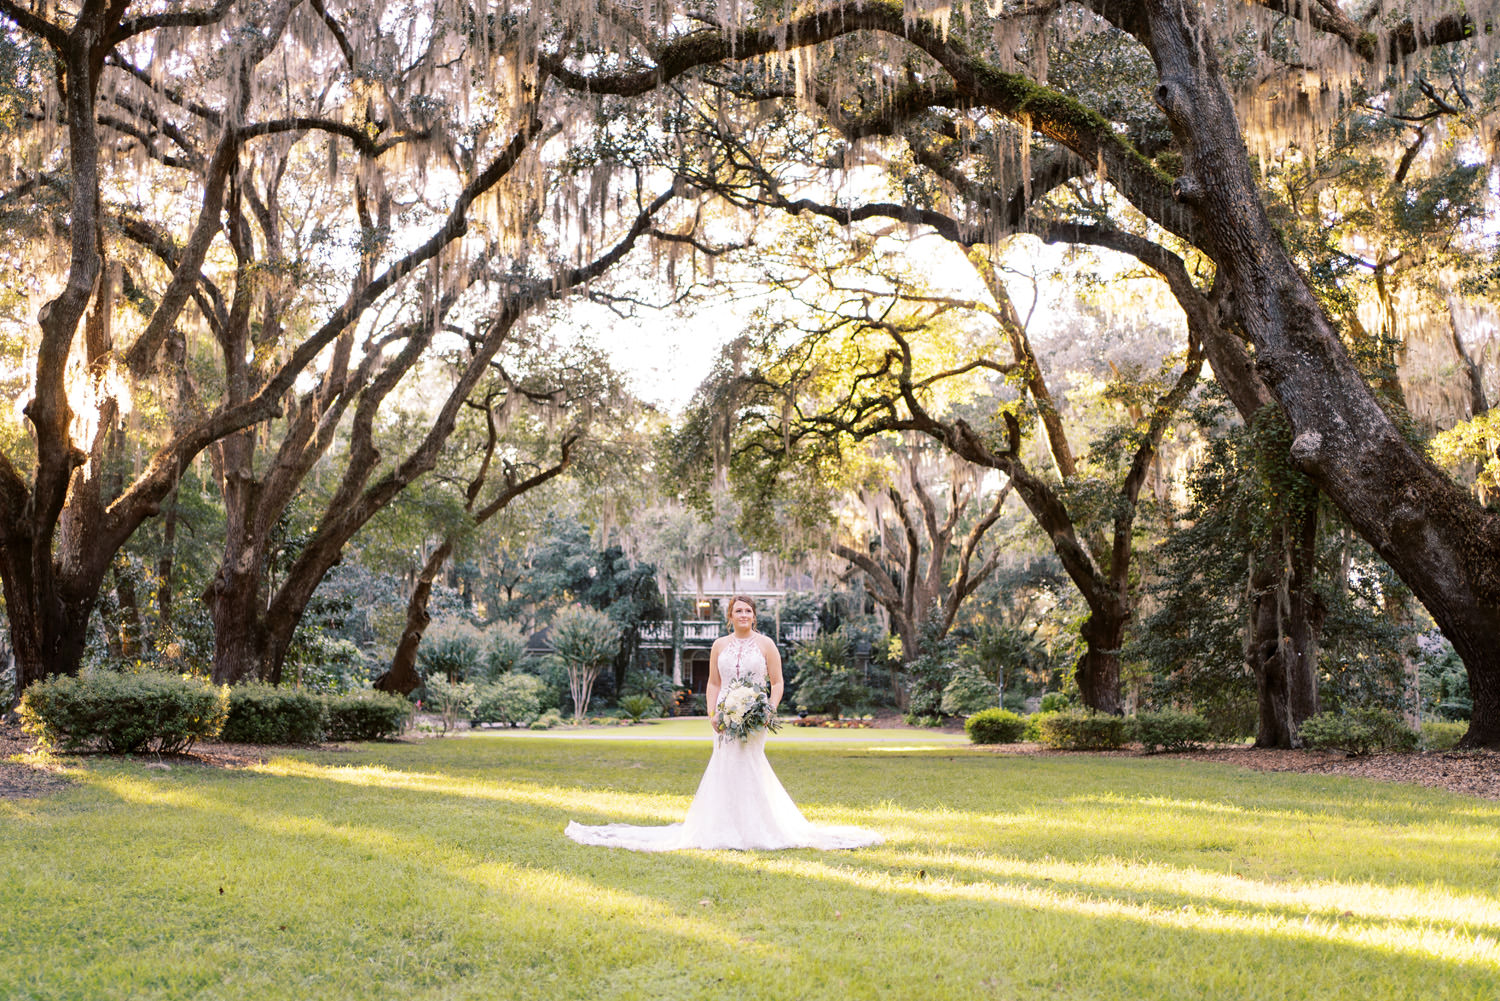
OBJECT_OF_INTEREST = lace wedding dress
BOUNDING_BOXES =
[565,634,882,851]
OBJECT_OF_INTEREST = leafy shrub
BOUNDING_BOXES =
[941,663,999,716]
[1345,708,1422,753]
[1300,709,1419,755]
[793,658,867,715]
[902,639,957,720]
[1131,709,1212,753]
[416,619,483,682]
[423,677,476,732]
[1417,636,1471,721]
[324,691,411,741]
[903,713,943,728]
[479,621,529,680]
[619,693,659,722]
[284,635,373,695]
[528,710,564,730]
[965,708,1026,744]
[1421,720,1466,751]
[622,669,676,714]
[221,684,326,744]
[1033,708,1127,750]
[470,674,546,727]
[20,672,228,754]
[1038,692,1071,712]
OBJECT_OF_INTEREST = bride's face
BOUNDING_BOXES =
[730,601,755,630]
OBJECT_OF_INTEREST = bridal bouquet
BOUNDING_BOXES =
[715,678,781,741]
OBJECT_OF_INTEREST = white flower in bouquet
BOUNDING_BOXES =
[715,678,781,741]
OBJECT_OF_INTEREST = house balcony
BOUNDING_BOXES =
[637,620,820,649]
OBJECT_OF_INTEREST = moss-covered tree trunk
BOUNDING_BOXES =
[1137,0,1500,748]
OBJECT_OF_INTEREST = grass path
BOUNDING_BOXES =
[2,729,1497,1000]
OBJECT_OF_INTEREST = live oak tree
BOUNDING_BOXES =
[0,0,686,697]
[6,0,1499,746]
[703,226,1201,714]
[537,0,1500,745]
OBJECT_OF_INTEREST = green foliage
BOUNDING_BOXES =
[470,674,546,727]
[1420,721,1466,751]
[550,605,620,670]
[789,631,868,716]
[286,635,373,695]
[479,621,529,680]
[19,672,227,754]
[423,677,476,732]
[1299,709,1419,756]
[941,662,999,716]
[1131,710,1211,753]
[528,709,564,730]
[323,691,411,741]
[618,694,660,722]
[1038,692,1071,713]
[1032,708,1128,750]
[417,619,484,682]
[1428,409,1500,501]
[221,684,327,744]
[903,616,958,719]
[1134,396,1412,737]
[964,708,1026,744]
[1417,637,1472,721]
[551,604,620,722]
[622,669,676,714]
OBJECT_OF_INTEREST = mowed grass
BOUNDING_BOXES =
[2,728,1497,1001]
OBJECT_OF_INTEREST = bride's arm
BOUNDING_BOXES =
[763,638,784,710]
[706,641,723,732]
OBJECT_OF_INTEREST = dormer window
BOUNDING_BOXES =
[739,552,760,580]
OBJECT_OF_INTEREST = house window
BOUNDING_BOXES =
[739,552,760,580]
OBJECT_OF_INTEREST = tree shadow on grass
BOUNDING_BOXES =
[34,745,1496,1001]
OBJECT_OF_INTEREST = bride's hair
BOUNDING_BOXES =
[728,595,757,617]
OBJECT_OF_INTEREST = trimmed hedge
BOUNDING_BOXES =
[1032,708,1127,750]
[324,690,412,741]
[965,708,1027,744]
[20,672,228,754]
[1299,708,1419,755]
[1131,709,1211,753]
[221,684,327,744]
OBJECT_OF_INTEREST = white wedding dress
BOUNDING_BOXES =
[565,634,883,851]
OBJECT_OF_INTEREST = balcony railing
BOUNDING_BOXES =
[637,620,820,647]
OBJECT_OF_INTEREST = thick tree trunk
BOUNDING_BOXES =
[374,542,454,695]
[1075,603,1126,715]
[0,525,110,698]
[1141,0,1500,748]
[206,564,269,686]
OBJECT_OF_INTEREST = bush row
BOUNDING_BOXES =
[223,684,412,743]
[966,705,1424,755]
[1298,709,1420,755]
[20,673,411,752]
[20,672,228,754]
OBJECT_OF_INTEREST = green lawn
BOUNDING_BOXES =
[3,728,1497,1001]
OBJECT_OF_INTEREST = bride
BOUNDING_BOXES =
[564,595,882,851]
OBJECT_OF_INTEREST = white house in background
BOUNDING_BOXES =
[639,552,819,692]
